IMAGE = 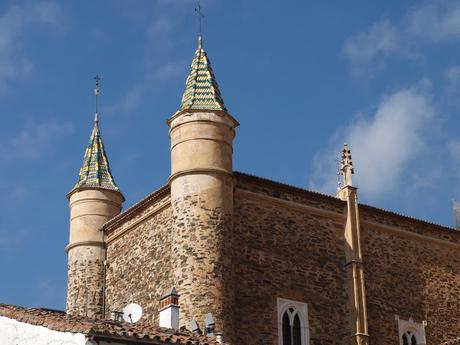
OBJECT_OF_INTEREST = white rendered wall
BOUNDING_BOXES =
[0,316,132,345]
[0,316,87,345]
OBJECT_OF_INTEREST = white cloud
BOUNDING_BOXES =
[408,1,460,40]
[0,120,73,159]
[0,1,64,92]
[343,20,400,76]
[344,1,460,75]
[310,88,435,200]
[446,65,460,83]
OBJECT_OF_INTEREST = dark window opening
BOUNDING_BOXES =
[403,334,409,345]
[293,314,301,345]
[282,312,291,345]
[402,332,417,345]
[282,310,302,345]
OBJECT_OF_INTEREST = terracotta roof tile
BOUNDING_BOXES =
[0,304,220,345]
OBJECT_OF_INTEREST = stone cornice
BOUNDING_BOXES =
[167,109,239,128]
[237,188,460,249]
[105,200,171,244]
[102,185,170,234]
[168,168,233,185]
[235,188,346,220]
[234,171,459,236]
[65,241,105,252]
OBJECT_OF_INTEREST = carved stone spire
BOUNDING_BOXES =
[336,143,369,345]
[340,143,354,187]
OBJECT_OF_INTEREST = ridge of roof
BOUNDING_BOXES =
[234,171,457,233]
[0,304,218,344]
[70,117,120,196]
[234,171,345,205]
[102,170,457,237]
[178,38,227,112]
[103,184,170,233]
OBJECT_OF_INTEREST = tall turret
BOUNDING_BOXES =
[66,79,124,318]
[167,36,238,341]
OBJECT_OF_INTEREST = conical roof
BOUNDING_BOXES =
[70,114,120,194]
[178,36,227,112]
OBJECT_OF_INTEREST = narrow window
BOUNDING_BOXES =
[282,310,300,345]
[293,314,301,345]
[402,334,409,345]
[282,312,291,345]
[277,298,309,345]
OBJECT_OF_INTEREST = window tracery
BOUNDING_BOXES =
[277,298,309,345]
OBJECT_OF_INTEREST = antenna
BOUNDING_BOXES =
[122,303,143,323]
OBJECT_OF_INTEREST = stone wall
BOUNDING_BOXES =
[232,186,351,345]
[102,171,460,344]
[234,174,460,345]
[66,245,105,319]
[360,210,460,345]
[104,192,173,325]
[170,191,235,340]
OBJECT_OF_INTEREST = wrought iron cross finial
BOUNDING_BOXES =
[195,0,204,43]
[94,75,101,122]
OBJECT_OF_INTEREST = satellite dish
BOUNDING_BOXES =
[122,303,142,323]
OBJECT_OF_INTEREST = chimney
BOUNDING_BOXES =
[159,287,180,329]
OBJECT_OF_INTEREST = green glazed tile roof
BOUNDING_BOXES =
[178,37,227,112]
[70,114,120,193]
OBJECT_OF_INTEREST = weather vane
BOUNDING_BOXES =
[195,0,204,39]
[94,75,101,122]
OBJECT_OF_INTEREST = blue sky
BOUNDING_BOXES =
[1,0,460,310]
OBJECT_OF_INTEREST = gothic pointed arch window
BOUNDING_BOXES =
[402,331,417,345]
[396,316,426,345]
[277,298,309,345]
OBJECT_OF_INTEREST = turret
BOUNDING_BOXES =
[66,78,124,318]
[168,36,238,342]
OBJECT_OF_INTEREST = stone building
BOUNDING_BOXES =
[2,34,460,345]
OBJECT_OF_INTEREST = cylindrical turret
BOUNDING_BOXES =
[66,188,123,318]
[66,82,123,318]
[168,36,238,342]
[168,109,238,340]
